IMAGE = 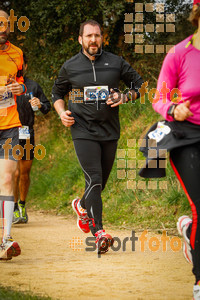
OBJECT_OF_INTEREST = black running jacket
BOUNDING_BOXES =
[52,50,143,141]
[17,77,51,129]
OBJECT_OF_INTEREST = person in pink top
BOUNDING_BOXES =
[153,1,200,298]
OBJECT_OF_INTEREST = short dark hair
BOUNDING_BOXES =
[189,4,200,27]
[79,20,102,36]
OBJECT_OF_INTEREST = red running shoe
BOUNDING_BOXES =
[72,198,90,233]
[95,229,114,254]
[0,236,21,261]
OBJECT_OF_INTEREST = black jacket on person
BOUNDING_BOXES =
[17,76,51,129]
[139,120,200,178]
[52,50,144,141]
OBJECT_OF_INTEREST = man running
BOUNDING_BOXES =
[13,53,51,224]
[52,20,143,254]
[0,9,26,260]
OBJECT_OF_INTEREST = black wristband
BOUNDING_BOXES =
[167,104,177,118]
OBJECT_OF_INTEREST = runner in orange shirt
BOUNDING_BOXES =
[0,9,26,260]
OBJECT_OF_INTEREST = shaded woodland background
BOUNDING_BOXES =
[1,0,194,94]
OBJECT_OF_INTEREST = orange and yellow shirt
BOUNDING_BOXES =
[0,41,25,130]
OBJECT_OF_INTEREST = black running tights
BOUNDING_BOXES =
[73,139,118,236]
[170,142,200,284]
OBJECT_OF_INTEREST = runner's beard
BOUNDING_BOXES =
[83,43,101,56]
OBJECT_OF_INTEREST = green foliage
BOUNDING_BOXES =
[27,113,84,212]
[4,0,195,89]
[0,285,51,300]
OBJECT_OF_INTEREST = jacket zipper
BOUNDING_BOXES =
[91,61,96,82]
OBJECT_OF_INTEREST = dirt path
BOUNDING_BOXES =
[0,211,194,300]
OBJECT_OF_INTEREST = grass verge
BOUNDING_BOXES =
[0,285,51,300]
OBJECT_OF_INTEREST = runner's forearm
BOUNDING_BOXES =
[54,99,66,116]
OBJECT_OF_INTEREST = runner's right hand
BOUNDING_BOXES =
[6,79,23,95]
[60,110,75,127]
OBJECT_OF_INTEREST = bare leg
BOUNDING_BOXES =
[14,162,20,204]
[18,159,33,202]
[0,159,17,239]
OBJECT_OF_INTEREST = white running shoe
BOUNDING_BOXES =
[193,282,200,300]
[0,235,21,261]
[177,215,192,264]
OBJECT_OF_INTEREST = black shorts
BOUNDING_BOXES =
[0,127,19,161]
[19,129,35,160]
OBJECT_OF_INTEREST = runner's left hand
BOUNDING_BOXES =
[106,88,127,107]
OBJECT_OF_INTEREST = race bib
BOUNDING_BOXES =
[148,121,171,143]
[0,87,15,108]
[84,86,109,102]
[19,126,30,139]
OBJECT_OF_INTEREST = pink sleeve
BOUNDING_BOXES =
[152,48,180,121]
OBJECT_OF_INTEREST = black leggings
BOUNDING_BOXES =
[73,139,118,235]
[170,142,200,284]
